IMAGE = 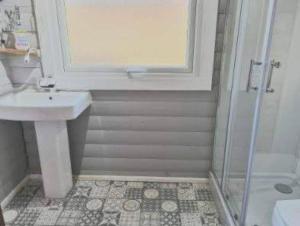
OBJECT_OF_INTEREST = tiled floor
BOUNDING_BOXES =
[3,179,221,226]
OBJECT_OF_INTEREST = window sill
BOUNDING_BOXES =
[56,75,212,91]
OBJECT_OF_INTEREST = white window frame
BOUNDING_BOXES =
[34,0,219,90]
[58,0,197,74]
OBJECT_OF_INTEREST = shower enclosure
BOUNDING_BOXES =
[212,0,300,225]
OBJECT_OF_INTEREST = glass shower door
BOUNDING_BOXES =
[222,0,277,224]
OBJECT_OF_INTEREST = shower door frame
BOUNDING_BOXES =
[218,0,278,225]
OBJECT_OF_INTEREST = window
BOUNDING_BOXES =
[62,0,194,72]
[34,0,218,90]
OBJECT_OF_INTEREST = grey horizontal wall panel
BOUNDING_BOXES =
[0,121,27,148]
[81,158,211,173]
[86,130,213,146]
[88,116,215,132]
[21,122,41,173]
[67,108,91,175]
[84,144,211,160]
[91,101,217,117]
[0,121,28,201]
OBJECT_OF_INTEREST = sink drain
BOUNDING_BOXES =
[274,183,293,194]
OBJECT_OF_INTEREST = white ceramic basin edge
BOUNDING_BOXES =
[0,90,92,121]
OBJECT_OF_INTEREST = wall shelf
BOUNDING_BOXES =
[0,48,40,57]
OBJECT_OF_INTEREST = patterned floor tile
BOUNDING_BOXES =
[177,187,196,201]
[141,200,161,212]
[77,210,103,226]
[161,200,178,213]
[56,210,82,226]
[85,198,104,211]
[108,183,127,199]
[65,197,88,211]
[2,209,20,224]
[144,189,160,199]
[140,212,160,226]
[99,211,120,226]
[103,199,125,212]
[127,182,144,188]
[4,179,222,226]
[160,212,181,226]
[89,186,110,199]
[201,214,221,226]
[179,200,199,213]
[12,208,41,226]
[34,206,63,225]
[160,188,177,200]
[125,188,143,199]
[180,213,202,226]
[197,201,218,215]
[195,189,213,201]
[123,200,141,212]
[178,182,193,190]
[72,186,92,198]
[144,182,160,189]
[193,183,210,189]
[160,183,177,189]
[119,211,140,226]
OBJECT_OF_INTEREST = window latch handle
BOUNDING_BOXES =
[126,67,147,79]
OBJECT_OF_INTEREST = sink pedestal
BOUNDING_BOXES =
[34,121,73,198]
[0,89,91,197]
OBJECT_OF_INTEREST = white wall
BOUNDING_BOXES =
[254,0,300,174]
[271,1,300,174]
[256,0,299,154]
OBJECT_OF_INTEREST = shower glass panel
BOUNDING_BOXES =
[212,0,241,185]
[246,0,300,225]
[222,0,276,223]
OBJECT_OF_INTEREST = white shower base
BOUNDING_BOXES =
[246,175,300,226]
[228,174,300,226]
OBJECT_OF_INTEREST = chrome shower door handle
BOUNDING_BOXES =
[266,60,281,93]
[247,59,262,92]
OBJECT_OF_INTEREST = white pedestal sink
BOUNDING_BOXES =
[0,90,91,198]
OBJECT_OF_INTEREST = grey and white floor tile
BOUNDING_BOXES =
[3,179,222,225]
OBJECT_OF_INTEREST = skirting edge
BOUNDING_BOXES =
[1,176,30,209]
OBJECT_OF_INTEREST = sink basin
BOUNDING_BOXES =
[0,89,92,198]
[0,90,92,121]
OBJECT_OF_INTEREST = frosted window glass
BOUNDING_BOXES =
[63,0,190,67]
